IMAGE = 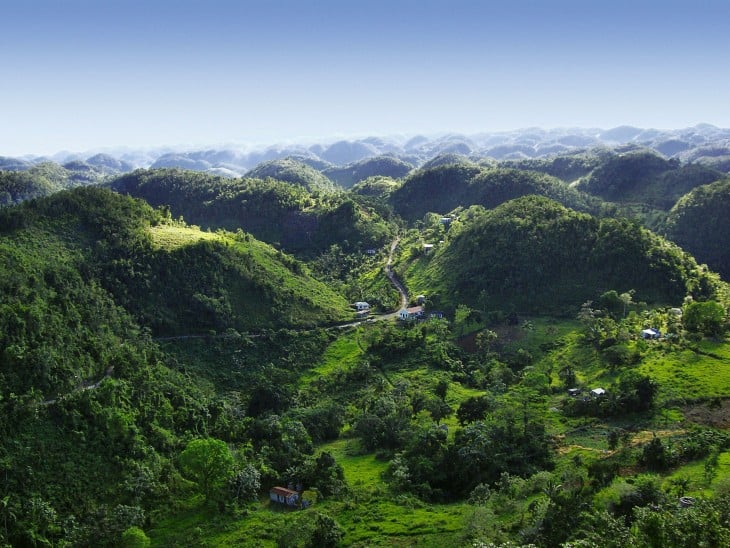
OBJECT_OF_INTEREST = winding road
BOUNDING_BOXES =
[37,237,411,405]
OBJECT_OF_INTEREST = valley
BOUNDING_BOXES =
[1,128,730,546]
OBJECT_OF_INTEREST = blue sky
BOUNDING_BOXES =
[1,0,729,155]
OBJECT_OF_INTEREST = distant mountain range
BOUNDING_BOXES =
[3,125,730,178]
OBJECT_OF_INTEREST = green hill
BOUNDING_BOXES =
[323,156,413,188]
[0,169,62,205]
[504,152,603,183]
[110,168,395,257]
[1,186,351,336]
[390,164,601,222]
[575,149,722,209]
[0,160,125,205]
[404,196,718,314]
[663,179,730,280]
[245,157,338,193]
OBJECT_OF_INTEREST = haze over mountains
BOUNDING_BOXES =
[3,124,730,178]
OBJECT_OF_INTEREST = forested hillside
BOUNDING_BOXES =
[664,179,730,279]
[400,196,719,314]
[574,149,722,209]
[110,168,396,257]
[2,134,730,547]
[245,158,338,193]
[390,164,603,222]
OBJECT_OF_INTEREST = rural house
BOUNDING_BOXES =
[269,486,299,507]
[641,328,661,340]
[399,306,424,321]
[353,301,370,311]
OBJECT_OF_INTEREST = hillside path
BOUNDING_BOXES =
[384,236,408,311]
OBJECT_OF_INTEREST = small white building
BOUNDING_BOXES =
[590,388,606,397]
[399,306,425,321]
[423,243,435,254]
[353,301,370,311]
[270,486,299,507]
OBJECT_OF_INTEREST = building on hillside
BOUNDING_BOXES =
[641,328,661,340]
[428,311,445,319]
[416,294,426,305]
[399,306,424,321]
[590,388,606,398]
[353,301,370,311]
[567,388,581,397]
[270,486,299,507]
[423,243,435,254]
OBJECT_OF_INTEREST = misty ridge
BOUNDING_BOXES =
[3,124,730,179]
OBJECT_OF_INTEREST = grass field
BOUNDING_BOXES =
[639,342,730,401]
[149,224,222,249]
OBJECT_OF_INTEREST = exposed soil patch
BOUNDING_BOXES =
[681,399,730,429]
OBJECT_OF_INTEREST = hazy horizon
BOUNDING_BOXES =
[2,0,729,156]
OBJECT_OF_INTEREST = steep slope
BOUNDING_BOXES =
[0,188,292,546]
[1,187,351,336]
[390,164,601,222]
[407,196,717,314]
[246,157,338,193]
[663,179,730,280]
[110,168,395,256]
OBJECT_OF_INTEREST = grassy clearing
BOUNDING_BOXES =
[300,332,363,385]
[149,224,222,249]
[662,450,730,497]
[320,438,389,490]
[639,343,730,401]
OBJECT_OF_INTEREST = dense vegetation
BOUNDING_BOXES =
[575,149,722,209]
[245,158,338,194]
[390,164,603,222]
[401,196,719,314]
[2,144,730,547]
[110,168,396,257]
[663,178,730,279]
[323,156,413,188]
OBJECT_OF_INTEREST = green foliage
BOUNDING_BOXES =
[683,300,727,337]
[324,156,412,188]
[575,149,722,209]
[412,196,718,314]
[664,179,730,279]
[110,168,396,257]
[120,526,151,547]
[390,164,602,222]
[179,438,234,501]
[246,157,338,193]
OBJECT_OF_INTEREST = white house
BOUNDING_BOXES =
[641,328,661,340]
[399,306,425,321]
[353,301,370,311]
[590,388,606,397]
[270,486,299,507]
